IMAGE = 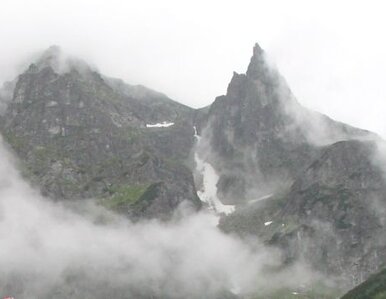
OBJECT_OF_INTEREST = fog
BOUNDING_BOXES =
[0,136,325,298]
[1,1,385,297]
[1,0,386,136]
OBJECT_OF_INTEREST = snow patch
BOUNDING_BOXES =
[248,193,273,204]
[48,126,60,135]
[46,101,58,107]
[193,126,200,139]
[146,122,174,128]
[195,154,235,215]
[193,126,235,215]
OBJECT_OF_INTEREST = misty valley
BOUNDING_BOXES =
[1,43,386,299]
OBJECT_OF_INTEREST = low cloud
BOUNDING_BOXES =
[0,136,323,298]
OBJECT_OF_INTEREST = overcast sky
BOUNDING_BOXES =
[1,0,385,136]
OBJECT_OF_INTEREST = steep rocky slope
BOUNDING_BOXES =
[198,43,374,204]
[0,46,201,219]
[1,43,386,296]
[220,140,386,286]
[211,45,385,288]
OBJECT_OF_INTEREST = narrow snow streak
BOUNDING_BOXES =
[146,121,174,128]
[193,126,235,215]
[248,193,273,205]
[0,135,278,297]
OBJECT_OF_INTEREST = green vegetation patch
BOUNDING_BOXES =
[100,184,150,210]
[2,131,28,154]
[375,292,386,299]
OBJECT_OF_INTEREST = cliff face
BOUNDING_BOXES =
[198,43,373,204]
[1,43,386,294]
[0,46,201,220]
[211,45,385,286]
[220,139,386,286]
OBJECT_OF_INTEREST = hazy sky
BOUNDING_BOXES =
[1,0,385,136]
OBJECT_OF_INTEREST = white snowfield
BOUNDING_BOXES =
[193,126,235,215]
[146,121,174,128]
[193,126,200,139]
[195,154,235,215]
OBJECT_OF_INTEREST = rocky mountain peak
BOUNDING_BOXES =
[1,41,385,297]
[29,45,94,76]
[0,46,201,220]
[200,42,376,206]
[252,42,263,56]
[31,44,63,72]
[37,45,61,65]
[245,42,275,83]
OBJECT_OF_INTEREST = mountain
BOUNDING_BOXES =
[220,140,386,286]
[0,45,201,220]
[211,44,385,288]
[1,43,386,296]
[197,43,375,204]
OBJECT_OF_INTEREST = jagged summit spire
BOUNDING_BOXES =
[246,42,269,80]
[252,42,263,57]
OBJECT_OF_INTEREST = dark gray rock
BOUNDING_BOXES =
[198,43,375,204]
[2,43,386,295]
[205,43,386,289]
[220,140,386,287]
[0,46,201,219]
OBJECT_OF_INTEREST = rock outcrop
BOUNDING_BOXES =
[1,43,386,293]
[0,46,201,219]
[198,43,374,204]
[213,44,385,287]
